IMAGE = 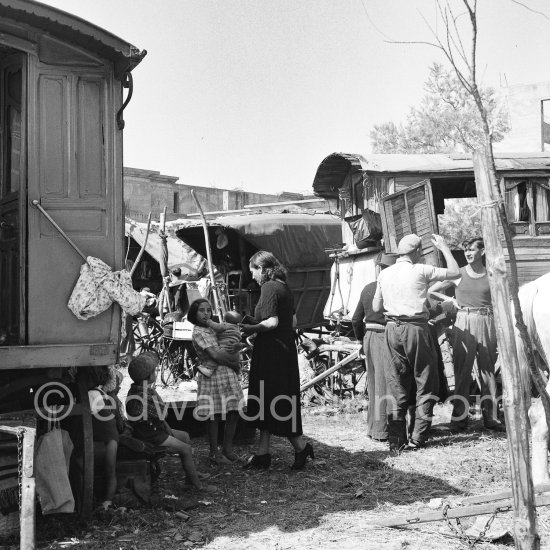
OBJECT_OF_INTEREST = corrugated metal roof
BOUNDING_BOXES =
[312,152,550,197]
[0,0,145,75]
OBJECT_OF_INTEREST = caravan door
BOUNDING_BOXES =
[380,179,441,266]
[0,54,26,345]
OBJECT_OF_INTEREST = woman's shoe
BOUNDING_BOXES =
[242,453,271,470]
[291,442,314,470]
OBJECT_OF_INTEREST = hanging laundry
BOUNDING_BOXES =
[68,256,146,320]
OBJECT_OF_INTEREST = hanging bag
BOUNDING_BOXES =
[344,209,383,249]
[35,428,75,514]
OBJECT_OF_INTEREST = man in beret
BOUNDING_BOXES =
[373,233,459,451]
[352,252,399,442]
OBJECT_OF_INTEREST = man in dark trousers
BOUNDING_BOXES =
[352,252,398,442]
[373,234,459,452]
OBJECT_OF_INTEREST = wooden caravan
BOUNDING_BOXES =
[312,152,550,310]
[0,0,145,530]
[0,0,144,365]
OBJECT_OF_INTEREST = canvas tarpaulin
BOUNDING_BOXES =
[125,218,206,278]
[174,213,342,270]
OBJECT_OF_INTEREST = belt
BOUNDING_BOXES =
[385,316,429,326]
[364,322,385,332]
[457,306,493,315]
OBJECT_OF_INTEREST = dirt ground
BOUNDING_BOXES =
[6,399,550,550]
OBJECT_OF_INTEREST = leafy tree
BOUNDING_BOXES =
[437,198,481,249]
[370,63,509,153]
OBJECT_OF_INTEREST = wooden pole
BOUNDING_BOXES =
[20,427,36,550]
[191,189,224,319]
[378,492,550,528]
[0,417,37,550]
[300,349,360,392]
[473,149,539,549]
[77,372,94,519]
[130,212,152,276]
[159,208,172,318]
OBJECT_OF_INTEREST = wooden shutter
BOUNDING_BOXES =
[380,179,441,266]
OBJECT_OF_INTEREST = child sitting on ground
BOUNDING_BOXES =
[196,310,243,378]
[125,352,215,492]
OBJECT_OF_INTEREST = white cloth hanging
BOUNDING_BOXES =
[68,256,146,320]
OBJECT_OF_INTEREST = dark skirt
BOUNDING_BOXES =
[246,329,303,437]
[92,410,120,443]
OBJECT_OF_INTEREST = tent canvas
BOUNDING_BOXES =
[125,218,206,279]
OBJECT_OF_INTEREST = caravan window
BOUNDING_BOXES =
[504,178,550,236]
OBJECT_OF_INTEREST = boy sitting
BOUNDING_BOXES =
[125,352,215,492]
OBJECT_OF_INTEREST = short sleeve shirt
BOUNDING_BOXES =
[374,257,451,320]
[254,280,294,330]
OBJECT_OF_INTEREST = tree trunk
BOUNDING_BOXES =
[473,149,539,549]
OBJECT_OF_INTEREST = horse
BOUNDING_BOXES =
[514,272,550,484]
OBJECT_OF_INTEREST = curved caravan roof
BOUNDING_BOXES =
[0,0,145,76]
[312,152,550,197]
[175,212,342,270]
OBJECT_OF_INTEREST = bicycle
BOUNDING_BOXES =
[132,313,164,355]
[298,310,365,403]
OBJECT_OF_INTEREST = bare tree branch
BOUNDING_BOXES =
[510,0,550,21]
[416,7,472,93]
[442,1,470,69]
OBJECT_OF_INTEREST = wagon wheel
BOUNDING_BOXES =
[309,355,338,405]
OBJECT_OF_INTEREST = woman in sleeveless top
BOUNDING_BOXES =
[429,237,504,432]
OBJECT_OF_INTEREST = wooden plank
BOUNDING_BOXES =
[300,349,361,392]
[77,372,94,519]
[0,343,117,369]
[460,484,550,506]
[20,426,36,550]
[378,493,550,527]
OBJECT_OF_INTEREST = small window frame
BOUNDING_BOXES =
[502,177,550,236]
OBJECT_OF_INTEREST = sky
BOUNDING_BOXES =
[38,0,550,195]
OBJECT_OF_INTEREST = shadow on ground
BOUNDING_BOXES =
[28,414,510,550]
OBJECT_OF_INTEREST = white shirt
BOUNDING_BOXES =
[373,257,451,320]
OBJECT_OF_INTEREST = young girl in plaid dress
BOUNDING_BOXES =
[188,299,244,465]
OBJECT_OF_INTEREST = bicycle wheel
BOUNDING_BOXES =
[159,340,184,386]
[239,356,250,389]
[181,344,199,380]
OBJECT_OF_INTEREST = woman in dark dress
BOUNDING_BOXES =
[240,251,314,470]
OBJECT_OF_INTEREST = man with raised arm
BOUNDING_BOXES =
[373,234,459,452]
